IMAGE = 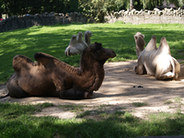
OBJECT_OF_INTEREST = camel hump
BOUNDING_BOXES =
[77,32,83,42]
[145,35,157,51]
[159,37,171,55]
[70,35,77,45]
[13,55,33,72]
[34,52,56,67]
[85,31,92,38]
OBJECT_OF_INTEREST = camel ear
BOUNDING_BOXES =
[89,42,102,52]
[140,34,145,38]
[93,42,102,51]
[95,42,102,47]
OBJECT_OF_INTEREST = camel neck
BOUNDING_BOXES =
[76,53,105,92]
[55,52,105,92]
[79,61,104,92]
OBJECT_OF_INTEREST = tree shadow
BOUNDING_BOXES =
[0,24,183,84]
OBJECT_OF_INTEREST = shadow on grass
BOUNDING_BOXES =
[0,23,183,84]
[0,102,184,137]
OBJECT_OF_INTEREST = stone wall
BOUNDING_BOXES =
[105,8,184,24]
[0,12,87,32]
[0,8,184,32]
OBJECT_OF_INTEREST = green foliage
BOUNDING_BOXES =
[79,0,125,22]
[139,0,184,10]
[1,0,184,22]
[0,23,184,84]
[79,0,184,22]
[0,0,79,16]
[132,102,148,107]
[0,102,53,119]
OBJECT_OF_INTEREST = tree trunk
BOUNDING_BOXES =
[130,0,134,10]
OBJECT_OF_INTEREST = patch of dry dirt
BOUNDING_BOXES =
[0,60,184,119]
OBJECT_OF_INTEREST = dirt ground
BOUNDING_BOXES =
[0,60,184,119]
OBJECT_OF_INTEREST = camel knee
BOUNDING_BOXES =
[134,65,146,75]
[6,74,28,98]
[155,72,174,80]
[84,91,93,99]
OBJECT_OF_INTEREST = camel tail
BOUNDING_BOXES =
[170,57,176,78]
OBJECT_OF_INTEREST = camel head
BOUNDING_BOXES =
[134,32,146,57]
[65,31,92,56]
[82,42,116,64]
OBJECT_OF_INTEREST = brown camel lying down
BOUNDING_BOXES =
[134,32,180,80]
[6,42,116,99]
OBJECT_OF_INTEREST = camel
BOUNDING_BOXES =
[6,42,116,99]
[65,31,92,56]
[134,32,180,80]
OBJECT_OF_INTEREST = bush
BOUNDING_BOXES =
[0,0,79,16]
[79,0,126,22]
[1,0,184,22]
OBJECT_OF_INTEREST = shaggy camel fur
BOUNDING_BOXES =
[6,42,116,99]
[65,31,92,56]
[134,32,180,80]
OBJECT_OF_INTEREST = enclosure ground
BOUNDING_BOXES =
[0,60,184,119]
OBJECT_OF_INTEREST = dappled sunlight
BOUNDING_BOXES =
[1,60,184,119]
[0,24,184,119]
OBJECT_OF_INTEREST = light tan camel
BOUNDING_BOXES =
[134,32,180,80]
[65,31,92,56]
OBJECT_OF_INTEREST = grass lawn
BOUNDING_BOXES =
[0,23,184,84]
[0,23,184,137]
[0,102,184,137]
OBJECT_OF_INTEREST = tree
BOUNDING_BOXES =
[130,0,134,9]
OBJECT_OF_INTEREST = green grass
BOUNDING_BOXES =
[1,102,184,137]
[0,23,184,84]
[58,104,85,112]
[1,23,184,137]
[132,102,148,107]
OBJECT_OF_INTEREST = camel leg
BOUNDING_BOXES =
[134,64,146,75]
[155,58,180,80]
[59,88,93,99]
[155,65,174,80]
[6,74,29,98]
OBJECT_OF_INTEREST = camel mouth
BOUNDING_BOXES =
[109,50,116,58]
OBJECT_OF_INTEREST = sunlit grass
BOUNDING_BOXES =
[0,23,184,84]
